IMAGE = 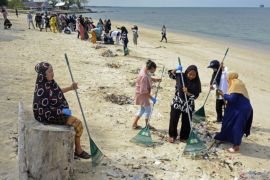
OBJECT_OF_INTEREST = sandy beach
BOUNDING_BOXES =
[0,13,270,180]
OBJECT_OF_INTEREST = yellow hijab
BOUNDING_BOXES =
[228,72,249,100]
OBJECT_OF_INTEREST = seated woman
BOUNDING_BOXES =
[215,72,253,153]
[33,62,90,159]
[168,65,201,143]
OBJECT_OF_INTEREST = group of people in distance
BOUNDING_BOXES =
[133,59,253,153]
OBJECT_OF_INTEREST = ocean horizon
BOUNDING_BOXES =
[85,7,270,51]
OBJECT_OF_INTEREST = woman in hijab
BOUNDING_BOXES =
[33,62,90,159]
[215,72,253,153]
[168,65,201,143]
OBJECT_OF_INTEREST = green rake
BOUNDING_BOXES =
[177,57,208,156]
[130,66,165,146]
[65,54,104,166]
[193,48,229,123]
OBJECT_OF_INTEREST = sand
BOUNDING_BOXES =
[0,13,270,180]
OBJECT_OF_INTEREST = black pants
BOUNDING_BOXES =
[169,106,191,140]
[161,33,167,42]
[216,99,225,122]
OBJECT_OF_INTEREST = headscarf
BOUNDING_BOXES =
[227,72,249,100]
[33,62,69,124]
[184,65,202,98]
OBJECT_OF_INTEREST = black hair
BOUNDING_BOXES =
[146,60,157,70]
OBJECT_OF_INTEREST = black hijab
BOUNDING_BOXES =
[184,65,201,97]
[173,65,201,99]
[33,62,69,124]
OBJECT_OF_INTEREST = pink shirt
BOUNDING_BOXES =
[134,68,152,106]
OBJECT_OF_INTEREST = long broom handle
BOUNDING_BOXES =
[178,57,193,130]
[146,66,165,127]
[65,53,91,139]
[203,48,229,106]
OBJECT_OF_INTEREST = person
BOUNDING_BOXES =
[62,25,71,34]
[27,12,35,29]
[4,19,12,29]
[118,26,129,56]
[208,60,228,122]
[131,25,139,46]
[215,72,253,153]
[75,17,80,39]
[15,8,18,18]
[132,60,162,130]
[110,30,121,45]
[33,62,91,159]
[105,19,111,34]
[160,25,167,43]
[168,65,201,143]
[44,15,50,32]
[90,29,97,44]
[1,7,8,20]
[50,15,57,33]
[103,33,114,44]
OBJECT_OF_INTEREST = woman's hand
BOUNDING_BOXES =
[183,87,188,94]
[70,82,78,90]
[217,90,224,97]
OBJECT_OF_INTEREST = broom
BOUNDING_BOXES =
[177,57,207,156]
[65,53,104,166]
[193,48,229,123]
[130,66,165,146]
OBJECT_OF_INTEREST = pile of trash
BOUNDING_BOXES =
[101,49,118,57]
[106,63,121,69]
[105,94,133,105]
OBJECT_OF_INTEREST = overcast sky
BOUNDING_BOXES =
[89,0,270,7]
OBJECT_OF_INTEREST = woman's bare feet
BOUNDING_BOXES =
[168,137,175,143]
[228,146,240,153]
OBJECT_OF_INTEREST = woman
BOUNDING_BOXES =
[160,25,167,43]
[215,72,253,153]
[119,26,129,56]
[131,25,139,46]
[33,62,90,159]
[132,60,161,129]
[168,65,201,143]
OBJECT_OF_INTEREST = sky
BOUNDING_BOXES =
[88,0,270,7]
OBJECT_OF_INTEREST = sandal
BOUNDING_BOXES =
[132,125,142,130]
[75,150,91,159]
[180,139,187,143]
[148,125,157,131]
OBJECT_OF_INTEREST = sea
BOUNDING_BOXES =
[85,7,270,51]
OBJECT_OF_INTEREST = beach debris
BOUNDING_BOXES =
[95,44,106,49]
[239,170,270,180]
[130,68,140,74]
[101,49,118,57]
[155,45,166,49]
[106,62,121,69]
[105,94,133,105]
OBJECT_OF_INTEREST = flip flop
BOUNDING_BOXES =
[132,125,142,130]
[148,125,157,131]
[75,150,91,159]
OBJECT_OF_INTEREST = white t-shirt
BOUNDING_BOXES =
[111,30,120,37]
[217,67,228,99]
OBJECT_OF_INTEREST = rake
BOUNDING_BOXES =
[65,53,104,166]
[130,66,165,146]
[193,48,229,123]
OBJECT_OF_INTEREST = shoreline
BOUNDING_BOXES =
[100,18,270,55]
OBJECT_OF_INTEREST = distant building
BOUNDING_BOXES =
[23,0,53,11]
